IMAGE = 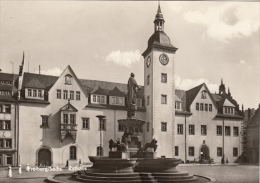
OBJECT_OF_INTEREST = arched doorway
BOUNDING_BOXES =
[200,145,209,163]
[38,148,51,167]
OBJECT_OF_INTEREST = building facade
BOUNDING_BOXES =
[0,5,244,167]
[246,105,260,164]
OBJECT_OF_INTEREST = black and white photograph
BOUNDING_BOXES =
[0,1,259,182]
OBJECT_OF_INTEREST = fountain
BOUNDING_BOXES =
[74,73,197,183]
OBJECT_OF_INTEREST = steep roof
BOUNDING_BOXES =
[186,83,204,110]
[22,73,58,91]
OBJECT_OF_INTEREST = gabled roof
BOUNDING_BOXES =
[22,72,58,91]
[186,83,204,110]
[90,86,110,95]
[24,78,45,89]
[109,87,126,97]
[185,83,218,111]
[60,101,78,112]
[0,73,16,81]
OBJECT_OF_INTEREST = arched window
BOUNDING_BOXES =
[97,146,103,156]
[65,74,72,85]
[70,146,77,160]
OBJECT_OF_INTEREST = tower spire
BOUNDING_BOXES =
[154,3,165,32]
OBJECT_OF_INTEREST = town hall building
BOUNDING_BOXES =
[0,5,243,167]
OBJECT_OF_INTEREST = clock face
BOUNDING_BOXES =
[159,54,169,65]
[146,56,151,67]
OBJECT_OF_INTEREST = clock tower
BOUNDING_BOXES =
[142,5,178,158]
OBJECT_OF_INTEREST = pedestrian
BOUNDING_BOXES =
[8,166,12,177]
[26,164,30,171]
[18,165,22,174]
[226,158,229,164]
[65,160,69,168]
[221,156,224,164]
[79,159,81,167]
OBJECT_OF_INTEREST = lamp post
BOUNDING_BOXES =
[96,115,106,156]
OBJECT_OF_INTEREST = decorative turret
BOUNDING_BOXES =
[154,5,165,32]
[219,78,226,95]
[142,4,177,56]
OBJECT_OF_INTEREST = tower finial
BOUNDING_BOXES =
[154,3,164,32]
[221,78,223,85]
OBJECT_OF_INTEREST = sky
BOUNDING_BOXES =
[0,1,259,109]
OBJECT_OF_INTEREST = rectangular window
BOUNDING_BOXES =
[76,91,80,100]
[201,125,207,136]
[38,90,42,98]
[136,99,142,107]
[225,126,231,136]
[175,146,179,156]
[118,123,124,132]
[177,124,183,134]
[161,122,167,132]
[82,118,89,130]
[93,95,96,102]
[57,90,61,99]
[175,102,181,110]
[217,147,222,157]
[70,114,75,124]
[99,119,106,131]
[161,95,167,104]
[233,127,239,137]
[147,75,150,85]
[188,147,194,156]
[6,155,12,165]
[147,122,149,132]
[97,95,101,103]
[233,148,238,157]
[200,103,203,111]
[196,103,199,110]
[119,98,123,105]
[0,104,11,113]
[5,121,11,130]
[63,114,68,124]
[0,139,4,148]
[111,97,115,104]
[189,125,195,135]
[28,89,32,97]
[63,90,68,99]
[205,104,208,111]
[115,97,119,104]
[147,96,150,105]
[209,104,212,111]
[70,91,74,100]
[70,146,77,160]
[217,126,222,135]
[101,96,105,103]
[41,116,48,127]
[33,90,37,97]
[0,121,3,130]
[5,139,12,148]
[161,73,167,83]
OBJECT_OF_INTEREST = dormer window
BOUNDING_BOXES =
[26,88,44,100]
[110,96,124,106]
[201,90,207,99]
[223,107,234,114]
[65,74,72,85]
[175,102,182,110]
[92,94,107,104]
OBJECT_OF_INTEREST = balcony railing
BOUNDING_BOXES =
[61,123,77,131]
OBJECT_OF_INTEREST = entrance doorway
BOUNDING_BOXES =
[200,145,209,163]
[38,148,51,167]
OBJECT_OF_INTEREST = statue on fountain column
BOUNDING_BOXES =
[127,73,141,118]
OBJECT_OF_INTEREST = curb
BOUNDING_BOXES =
[194,174,216,183]
[47,173,74,183]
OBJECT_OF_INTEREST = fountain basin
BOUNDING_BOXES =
[134,158,181,173]
[88,156,137,173]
